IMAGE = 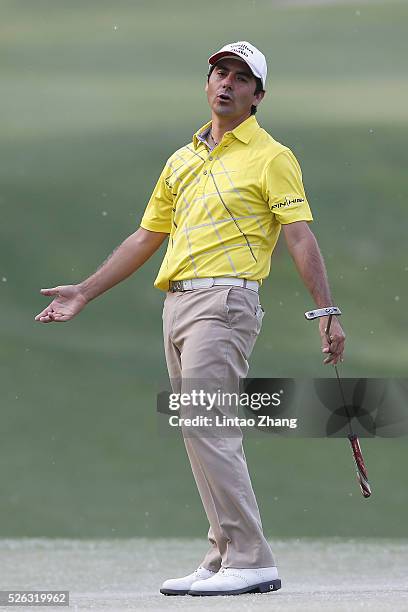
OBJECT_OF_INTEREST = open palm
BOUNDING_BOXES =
[35,285,88,323]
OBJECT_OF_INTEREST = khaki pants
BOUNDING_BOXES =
[163,285,275,570]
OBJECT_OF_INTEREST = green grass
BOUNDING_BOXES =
[0,0,407,538]
[1,537,408,610]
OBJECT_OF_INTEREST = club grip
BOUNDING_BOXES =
[348,434,372,498]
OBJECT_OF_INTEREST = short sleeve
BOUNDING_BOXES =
[140,162,174,233]
[261,149,313,224]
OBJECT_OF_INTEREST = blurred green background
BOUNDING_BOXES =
[1,0,407,539]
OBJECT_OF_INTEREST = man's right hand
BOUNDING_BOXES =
[35,285,88,323]
[34,228,168,324]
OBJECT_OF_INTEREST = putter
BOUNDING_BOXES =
[304,307,372,498]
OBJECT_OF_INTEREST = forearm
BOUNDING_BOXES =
[79,227,167,302]
[281,223,344,363]
[287,231,333,308]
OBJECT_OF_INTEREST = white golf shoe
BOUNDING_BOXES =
[189,566,281,596]
[160,565,216,595]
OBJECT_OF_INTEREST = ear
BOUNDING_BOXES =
[205,81,209,93]
[252,90,265,109]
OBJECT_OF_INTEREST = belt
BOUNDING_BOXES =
[169,277,259,293]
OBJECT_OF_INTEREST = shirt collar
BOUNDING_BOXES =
[193,120,212,149]
[193,115,259,149]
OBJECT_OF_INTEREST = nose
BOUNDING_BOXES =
[221,73,234,89]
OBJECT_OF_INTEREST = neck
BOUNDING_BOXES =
[210,112,252,144]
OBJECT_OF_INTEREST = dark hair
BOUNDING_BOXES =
[207,65,264,115]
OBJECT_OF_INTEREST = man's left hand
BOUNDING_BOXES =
[319,317,346,365]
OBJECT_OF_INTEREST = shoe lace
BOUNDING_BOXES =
[195,566,218,577]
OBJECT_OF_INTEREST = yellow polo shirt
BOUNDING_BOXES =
[140,115,313,291]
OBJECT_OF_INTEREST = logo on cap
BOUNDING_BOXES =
[230,43,254,58]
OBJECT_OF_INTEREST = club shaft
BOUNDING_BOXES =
[325,315,354,437]
[321,311,372,498]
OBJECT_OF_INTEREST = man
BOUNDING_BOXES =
[35,41,345,597]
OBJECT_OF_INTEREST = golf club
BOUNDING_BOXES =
[304,307,372,498]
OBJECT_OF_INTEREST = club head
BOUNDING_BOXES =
[304,306,342,320]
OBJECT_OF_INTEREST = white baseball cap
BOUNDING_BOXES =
[208,41,267,89]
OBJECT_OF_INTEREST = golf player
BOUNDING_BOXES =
[35,41,345,596]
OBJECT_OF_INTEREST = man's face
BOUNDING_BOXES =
[205,57,264,119]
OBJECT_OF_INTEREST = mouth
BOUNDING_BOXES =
[216,93,232,102]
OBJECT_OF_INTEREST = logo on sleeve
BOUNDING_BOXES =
[271,196,304,211]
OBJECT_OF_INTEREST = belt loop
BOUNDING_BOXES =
[243,279,247,289]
